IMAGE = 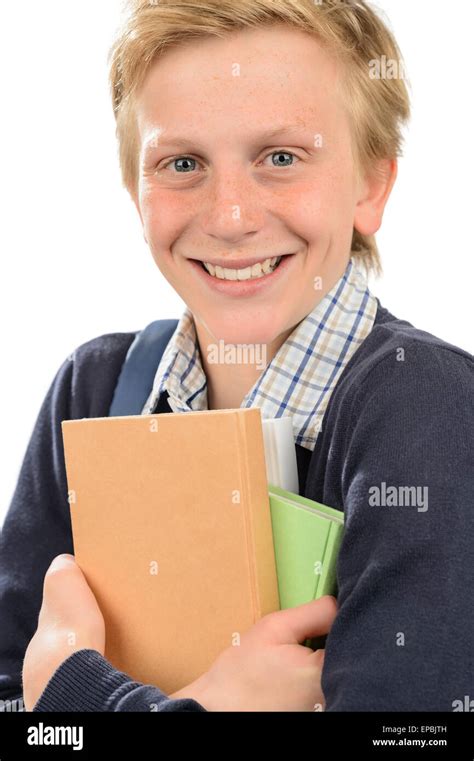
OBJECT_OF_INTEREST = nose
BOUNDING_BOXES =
[200,165,265,244]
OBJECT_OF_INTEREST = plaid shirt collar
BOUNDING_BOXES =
[141,258,378,451]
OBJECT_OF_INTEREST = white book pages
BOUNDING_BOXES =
[261,416,299,493]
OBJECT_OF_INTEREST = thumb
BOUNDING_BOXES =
[43,554,79,600]
[268,595,338,644]
[42,554,101,623]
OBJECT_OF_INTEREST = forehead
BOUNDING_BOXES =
[134,25,346,143]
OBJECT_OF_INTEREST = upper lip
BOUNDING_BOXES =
[191,254,291,269]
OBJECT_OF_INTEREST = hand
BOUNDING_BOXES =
[22,554,105,711]
[170,595,337,711]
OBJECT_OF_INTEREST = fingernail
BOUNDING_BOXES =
[50,554,75,570]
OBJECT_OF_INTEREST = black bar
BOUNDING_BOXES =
[0,711,473,758]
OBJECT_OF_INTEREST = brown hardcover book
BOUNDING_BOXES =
[61,408,280,693]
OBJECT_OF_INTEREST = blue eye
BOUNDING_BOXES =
[161,150,298,174]
[267,151,297,167]
[168,157,197,172]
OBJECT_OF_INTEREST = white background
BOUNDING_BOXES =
[1,0,472,526]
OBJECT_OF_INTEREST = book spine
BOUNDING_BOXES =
[316,521,342,598]
[236,410,280,621]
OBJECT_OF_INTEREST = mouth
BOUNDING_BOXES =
[187,252,297,296]
[190,254,290,281]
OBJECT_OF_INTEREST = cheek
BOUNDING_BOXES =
[140,187,192,248]
[273,183,327,241]
[323,161,358,215]
[289,171,355,241]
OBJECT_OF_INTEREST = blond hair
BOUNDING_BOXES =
[109,0,411,275]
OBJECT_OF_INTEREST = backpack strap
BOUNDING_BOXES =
[109,319,179,416]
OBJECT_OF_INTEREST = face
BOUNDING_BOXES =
[131,25,395,349]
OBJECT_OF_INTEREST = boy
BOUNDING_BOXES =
[2,0,473,712]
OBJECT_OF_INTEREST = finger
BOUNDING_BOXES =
[42,554,101,623]
[43,554,78,599]
[309,648,326,667]
[48,554,76,572]
[269,596,338,644]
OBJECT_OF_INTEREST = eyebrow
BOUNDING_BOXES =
[143,123,310,152]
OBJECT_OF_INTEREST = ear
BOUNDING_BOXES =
[353,158,398,237]
[128,185,148,245]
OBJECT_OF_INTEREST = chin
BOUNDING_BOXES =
[208,308,258,332]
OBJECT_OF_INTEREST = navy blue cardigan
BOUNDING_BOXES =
[0,300,472,712]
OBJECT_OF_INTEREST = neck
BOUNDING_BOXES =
[193,317,294,410]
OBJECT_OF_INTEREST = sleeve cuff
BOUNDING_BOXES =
[31,649,206,712]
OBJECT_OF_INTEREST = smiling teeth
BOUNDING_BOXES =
[203,256,282,280]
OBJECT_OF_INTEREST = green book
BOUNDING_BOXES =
[268,483,344,612]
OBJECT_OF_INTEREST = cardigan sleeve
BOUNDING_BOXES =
[0,353,75,710]
[321,343,474,711]
[32,649,207,712]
